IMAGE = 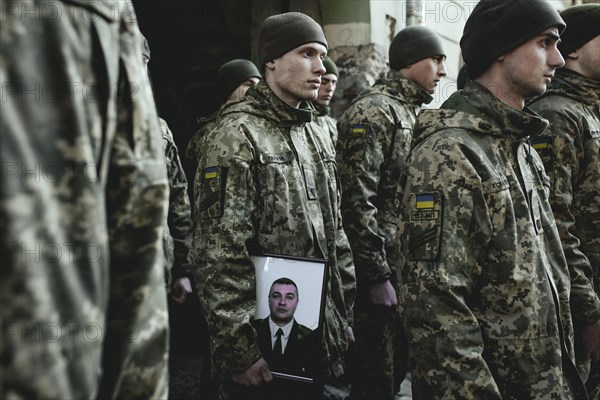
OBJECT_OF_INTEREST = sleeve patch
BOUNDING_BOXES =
[531,136,551,150]
[343,123,369,162]
[199,166,227,219]
[530,136,553,169]
[407,192,442,261]
[351,124,367,134]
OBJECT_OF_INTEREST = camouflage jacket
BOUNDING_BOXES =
[336,70,432,287]
[185,112,218,202]
[529,68,600,326]
[397,81,585,399]
[1,2,169,398]
[160,118,193,286]
[314,103,339,147]
[193,81,356,379]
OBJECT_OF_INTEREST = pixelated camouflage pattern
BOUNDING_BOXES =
[314,103,339,147]
[529,68,600,399]
[185,112,218,190]
[336,70,431,398]
[1,1,169,398]
[397,81,586,399]
[159,118,193,287]
[336,69,432,285]
[192,81,355,390]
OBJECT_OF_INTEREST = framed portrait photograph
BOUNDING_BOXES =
[251,253,328,385]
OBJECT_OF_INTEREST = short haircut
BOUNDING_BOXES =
[270,277,299,296]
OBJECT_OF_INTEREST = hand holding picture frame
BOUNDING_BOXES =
[251,253,328,384]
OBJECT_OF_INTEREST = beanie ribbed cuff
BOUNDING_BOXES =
[558,4,600,56]
[461,0,565,79]
[258,12,327,68]
[218,59,262,101]
[322,57,339,77]
[389,26,446,71]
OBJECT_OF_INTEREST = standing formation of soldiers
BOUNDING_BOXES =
[2,1,599,400]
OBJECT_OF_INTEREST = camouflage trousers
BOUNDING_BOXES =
[348,294,408,399]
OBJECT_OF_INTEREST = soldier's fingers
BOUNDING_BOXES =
[261,365,273,383]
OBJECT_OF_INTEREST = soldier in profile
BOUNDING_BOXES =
[397,0,586,398]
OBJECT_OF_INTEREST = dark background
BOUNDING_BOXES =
[134,1,300,150]
[135,1,252,145]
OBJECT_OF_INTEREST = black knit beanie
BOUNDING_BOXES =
[389,26,446,71]
[258,12,328,68]
[218,59,261,100]
[559,4,600,57]
[322,57,339,77]
[461,0,565,79]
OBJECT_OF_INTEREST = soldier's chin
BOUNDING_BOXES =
[273,314,292,324]
[304,89,318,101]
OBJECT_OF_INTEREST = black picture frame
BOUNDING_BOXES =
[250,253,328,383]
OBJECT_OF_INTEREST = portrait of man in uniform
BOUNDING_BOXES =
[251,254,328,389]
[254,277,317,379]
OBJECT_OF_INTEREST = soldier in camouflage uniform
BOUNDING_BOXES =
[142,35,194,303]
[529,5,600,399]
[313,57,340,147]
[1,1,169,398]
[397,0,587,398]
[193,12,355,399]
[336,25,446,399]
[159,119,194,301]
[185,59,261,194]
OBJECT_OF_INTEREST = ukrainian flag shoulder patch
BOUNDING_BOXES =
[415,193,435,209]
[407,191,442,261]
[351,124,367,134]
[531,136,551,150]
[204,166,218,179]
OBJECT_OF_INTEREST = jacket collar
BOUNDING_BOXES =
[413,81,549,146]
[544,68,600,107]
[245,81,315,125]
[355,69,433,106]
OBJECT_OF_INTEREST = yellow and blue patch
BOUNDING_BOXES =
[351,124,367,134]
[204,166,218,179]
[415,194,435,209]
[531,136,551,150]
[199,166,225,218]
[408,192,442,261]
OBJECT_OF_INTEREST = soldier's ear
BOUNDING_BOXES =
[566,48,580,61]
[265,60,276,71]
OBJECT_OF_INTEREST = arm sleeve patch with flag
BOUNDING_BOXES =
[530,136,553,170]
[343,123,369,162]
[407,192,442,261]
[199,166,227,219]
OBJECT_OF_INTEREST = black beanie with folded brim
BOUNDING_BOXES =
[258,12,328,69]
[389,26,446,71]
[461,0,566,79]
[219,59,262,101]
[558,4,600,57]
